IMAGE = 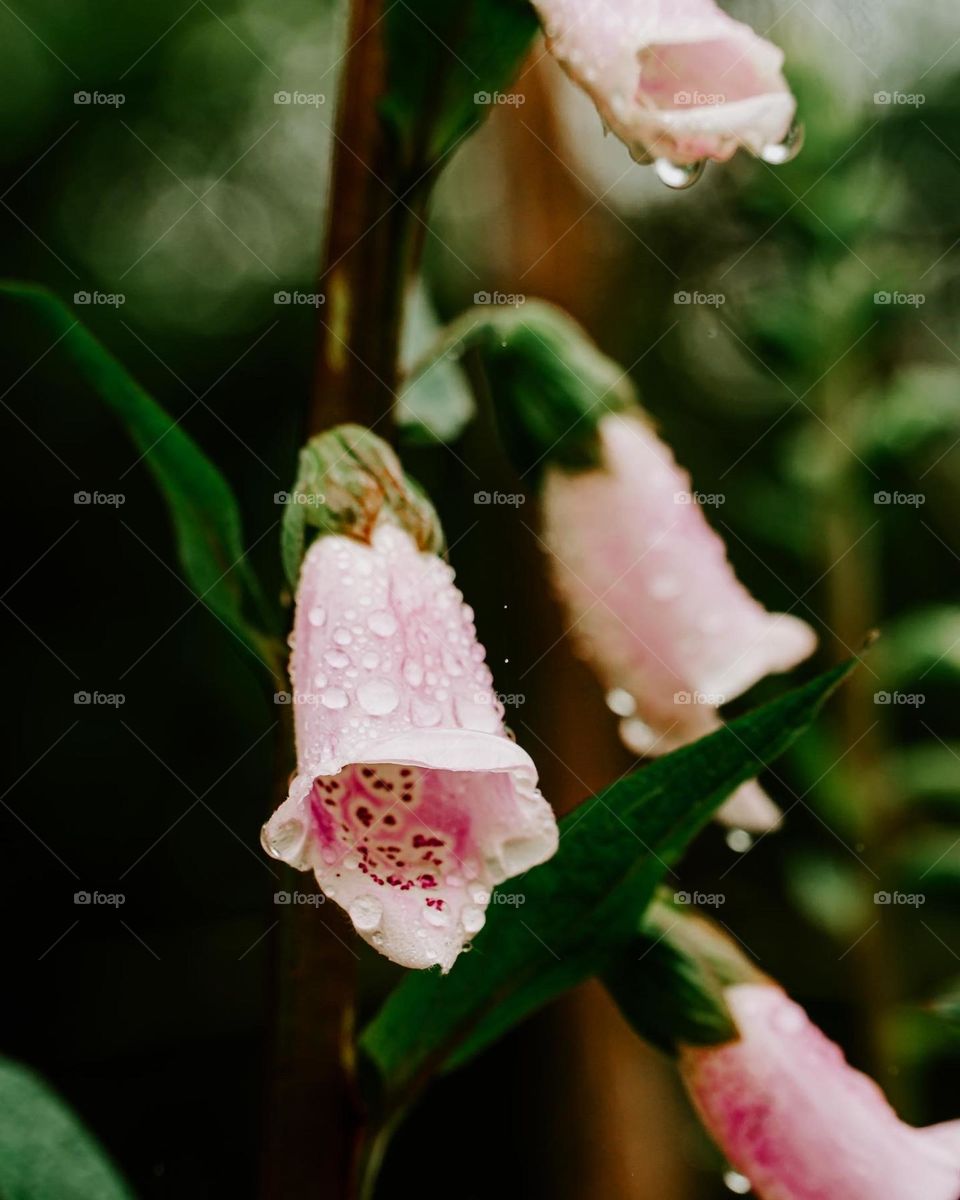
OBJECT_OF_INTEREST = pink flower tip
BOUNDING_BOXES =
[262,523,559,971]
[534,0,799,170]
[542,412,817,830]
[680,983,960,1200]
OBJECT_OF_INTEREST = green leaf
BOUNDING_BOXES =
[401,300,635,476]
[602,897,763,1055]
[0,1057,135,1200]
[382,0,540,168]
[875,606,960,686]
[1,282,281,677]
[359,662,852,1099]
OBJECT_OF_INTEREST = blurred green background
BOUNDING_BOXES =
[2,1,960,1196]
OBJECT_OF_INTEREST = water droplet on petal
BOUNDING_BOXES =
[653,157,706,189]
[349,895,383,932]
[307,606,326,627]
[412,698,442,727]
[320,687,349,710]
[333,628,352,646]
[726,828,753,853]
[357,679,400,716]
[760,119,804,165]
[424,905,450,928]
[723,1169,752,1194]
[461,905,486,934]
[260,819,304,860]
[325,650,350,669]
[403,659,424,687]
[361,651,379,670]
[368,611,397,637]
[605,687,636,718]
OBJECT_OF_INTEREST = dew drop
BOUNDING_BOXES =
[461,905,486,934]
[605,687,636,718]
[403,659,424,687]
[325,650,350,669]
[368,610,397,638]
[726,828,753,853]
[653,157,706,189]
[723,1169,752,1194]
[424,905,450,928]
[260,819,304,860]
[307,606,326,627]
[412,698,442,727]
[349,895,383,932]
[361,651,379,670]
[760,119,804,165]
[320,687,349,710]
[333,628,352,646]
[357,679,400,716]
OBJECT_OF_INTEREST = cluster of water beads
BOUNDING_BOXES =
[650,121,805,190]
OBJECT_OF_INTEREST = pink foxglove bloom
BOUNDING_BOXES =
[262,522,558,971]
[533,0,798,175]
[541,412,816,829]
[680,983,960,1200]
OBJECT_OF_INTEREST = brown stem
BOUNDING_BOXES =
[310,0,425,437]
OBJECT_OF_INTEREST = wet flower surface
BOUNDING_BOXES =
[533,0,798,177]
[681,983,960,1200]
[262,522,558,970]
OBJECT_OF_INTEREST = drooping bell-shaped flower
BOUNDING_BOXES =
[263,427,558,971]
[680,983,960,1200]
[532,0,799,174]
[541,412,816,828]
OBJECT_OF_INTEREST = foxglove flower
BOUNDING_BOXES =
[541,412,816,828]
[263,504,558,971]
[680,983,960,1199]
[533,0,798,176]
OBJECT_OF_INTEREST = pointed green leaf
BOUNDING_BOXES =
[360,662,852,1098]
[0,283,281,676]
